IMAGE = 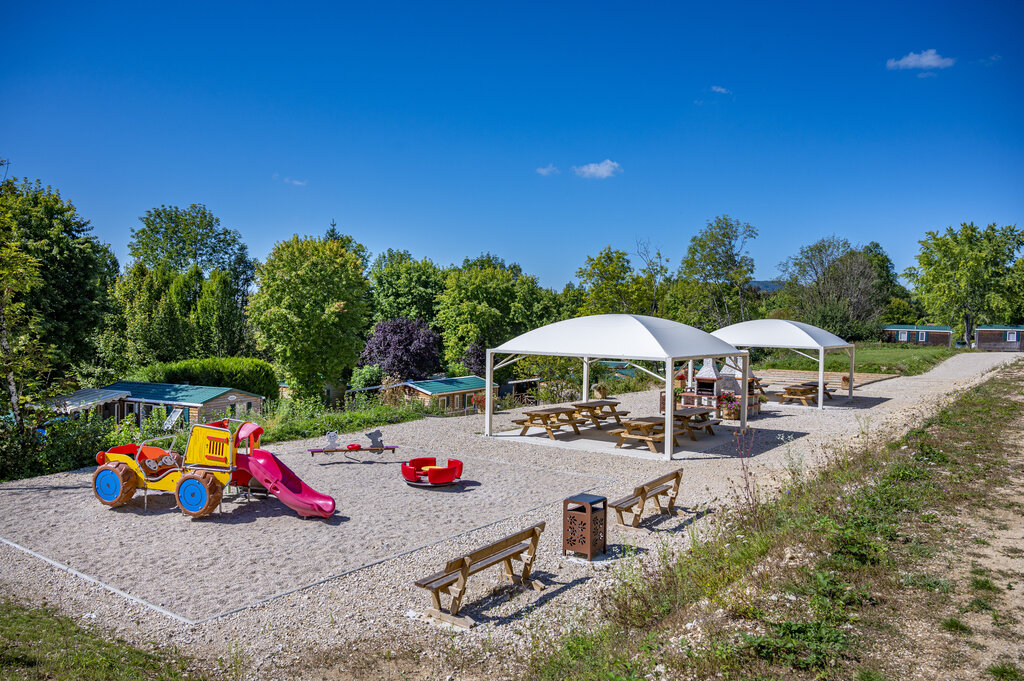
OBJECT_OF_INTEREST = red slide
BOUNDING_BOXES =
[236,449,335,518]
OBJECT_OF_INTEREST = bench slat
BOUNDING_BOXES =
[416,542,531,590]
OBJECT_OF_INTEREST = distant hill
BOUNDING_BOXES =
[750,280,784,292]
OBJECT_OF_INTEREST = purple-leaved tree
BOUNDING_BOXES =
[359,317,442,381]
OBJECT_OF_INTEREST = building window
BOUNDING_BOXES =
[1008,331,1018,342]
[918,331,927,342]
[229,404,237,416]
[438,396,448,409]
[898,330,908,342]
[246,402,252,412]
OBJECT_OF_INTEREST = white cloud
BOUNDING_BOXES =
[711,85,731,94]
[886,49,955,70]
[536,164,559,176]
[572,159,622,179]
[917,71,938,79]
[283,177,308,186]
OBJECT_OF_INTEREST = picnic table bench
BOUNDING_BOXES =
[671,407,722,441]
[780,385,817,406]
[799,381,837,399]
[571,399,630,429]
[609,468,686,528]
[414,522,545,628]
[511,407,587,440]
[608,416,679,454]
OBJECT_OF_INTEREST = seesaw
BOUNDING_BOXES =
[308,431,397,462]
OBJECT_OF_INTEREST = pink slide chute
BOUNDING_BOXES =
[236,449,335,518]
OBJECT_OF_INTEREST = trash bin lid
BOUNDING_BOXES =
[566,493,606,505]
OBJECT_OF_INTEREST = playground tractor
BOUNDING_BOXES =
[92,419,335,519]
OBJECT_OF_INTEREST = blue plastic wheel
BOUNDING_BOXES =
[176,477,209,514]
[94,468,122,503]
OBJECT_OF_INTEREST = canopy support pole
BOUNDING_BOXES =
[818,347,825,410]
[740,353,749,432]
[625,361,664,382]
[582,356,591,401]
[484,350,494,436]
[687,359,694,390]
[848,346,855,399]
[664,358,675,461]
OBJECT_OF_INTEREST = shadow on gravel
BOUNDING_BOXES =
[630,506,714,533]
[683,427,811,460]
[466,574,593,627]
[106,491,350,525]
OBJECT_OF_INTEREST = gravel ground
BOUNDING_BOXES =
[0,351,1017,679]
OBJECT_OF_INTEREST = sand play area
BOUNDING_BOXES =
[0,352,1018,676]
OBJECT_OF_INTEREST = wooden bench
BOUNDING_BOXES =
[414,522,545,628]
[680,418,722,440]
[608,428,680,454]
[609,469,685,527]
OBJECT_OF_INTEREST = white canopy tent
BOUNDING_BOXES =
[485,314,748,460]
[710,319,854,409]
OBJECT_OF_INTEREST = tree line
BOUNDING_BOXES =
[2,161,1022,421]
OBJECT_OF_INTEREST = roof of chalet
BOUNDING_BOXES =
[104,381,263,406]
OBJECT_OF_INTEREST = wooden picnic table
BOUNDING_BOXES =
[609,416,679,454]
[512,407,587,440]
[571,399,630,429]
[671,407,722,441]
[799,381,836,399]
[780,385,817,406]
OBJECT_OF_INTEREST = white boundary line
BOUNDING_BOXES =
[0,535,196,625]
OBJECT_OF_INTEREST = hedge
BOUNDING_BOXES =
[131,357,279,400]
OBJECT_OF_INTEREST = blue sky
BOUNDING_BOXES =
[3,1,1022,288]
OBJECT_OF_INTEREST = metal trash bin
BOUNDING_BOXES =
[562,493,607,560]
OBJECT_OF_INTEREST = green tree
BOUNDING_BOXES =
[248,236,369,399]
[1,177,116,377]
[576,247,648,315]
[904,222,1024,344]
[368,249,448,326]
[435,265,551,374]
[680,216,757,325]
[0,236,44,427]
[129,204,254,288]
[778,236,887,339]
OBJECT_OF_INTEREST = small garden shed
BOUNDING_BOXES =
[882,325,952,347]
[402,376,496,413]
[975,325,1024,352]
[103,381,264,425]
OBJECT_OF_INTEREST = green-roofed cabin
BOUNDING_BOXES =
[975,325,1024,352]
[401,375,497,414]
[101,381,265,426]
[882,325,953,347]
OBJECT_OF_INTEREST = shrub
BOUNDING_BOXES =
[131,357,278,400]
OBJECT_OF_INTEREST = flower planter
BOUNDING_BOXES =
[721,407,740,420]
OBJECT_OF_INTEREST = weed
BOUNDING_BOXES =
[900,573,953,593]
[940,617,973,635]
[855,670,890,681]
[966,597,994,612]
[743,618,847,670]
[986,662,1024,680]
[971,576,1001,592]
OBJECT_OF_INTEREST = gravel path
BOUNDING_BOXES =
[0,351,1017,679]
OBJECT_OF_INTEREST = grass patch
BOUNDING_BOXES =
[971,576,1001,592]
[987,662,1024,680]
[900,573,953,593]
[529,359,1024,680]
[753,341,958,376]
[0,599,200,680]
[940,617,973,635]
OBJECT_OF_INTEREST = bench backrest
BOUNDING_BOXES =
[442,522,546,574]
[636,468,683,499]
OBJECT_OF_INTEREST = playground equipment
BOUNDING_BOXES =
[308,430,397,461]
[401,457,463,488]
[92,419,335,519]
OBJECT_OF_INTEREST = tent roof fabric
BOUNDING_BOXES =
[491,314,742,361]
[49,388,130,413]
[711,319,853,350]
